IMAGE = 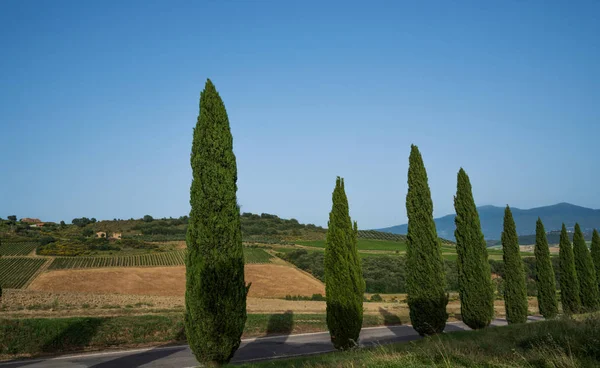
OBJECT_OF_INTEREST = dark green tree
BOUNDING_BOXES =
[405,145,448,335]
[534,218,558,319]
[325,177,365,350]
[453,168,494,329]
[559,224,580,315]
[0,239,2,301]
[592,229,600,295]
[501,206,528,324]
[572,223,599,311]
[185,79,249,366]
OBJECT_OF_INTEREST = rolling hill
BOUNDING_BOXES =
[377,202,600,242]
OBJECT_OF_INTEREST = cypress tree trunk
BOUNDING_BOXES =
[185,79,248,366]
[592,230,600,295]
[453,168,494,329]
[325,177,364,350]
[559,224,580,315]
[501,206,528,324]
[572,223,600,311]
[534,218,558,319]
[406,145,448,336]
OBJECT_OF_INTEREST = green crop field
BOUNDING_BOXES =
[48,251,187,270]
[0,258,47,288]
[0,242,38,256]
[297,239,407,252]
[243,248,273,263]
[357,230,407,242]
[47,248,272,270]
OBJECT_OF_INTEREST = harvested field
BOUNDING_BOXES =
[1,288,537,321]
[28,264,325,298]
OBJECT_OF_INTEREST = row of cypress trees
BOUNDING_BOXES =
[183,80,600,365]
[558,223,600,314]
[504,214,600,320]
[404,145,600,334]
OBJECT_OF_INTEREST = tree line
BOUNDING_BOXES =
[183,80,600,366]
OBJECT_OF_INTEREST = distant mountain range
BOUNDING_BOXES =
[377,203,600,243]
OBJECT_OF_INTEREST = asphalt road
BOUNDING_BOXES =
[0,317,542,368]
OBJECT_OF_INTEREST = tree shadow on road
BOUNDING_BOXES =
[231,311,295,364]
[378,307,403,326]
[89,344,188,368]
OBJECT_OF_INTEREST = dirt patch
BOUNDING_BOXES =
[28,264,325,298]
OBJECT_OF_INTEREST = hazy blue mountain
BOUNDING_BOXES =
[377,203,600,242]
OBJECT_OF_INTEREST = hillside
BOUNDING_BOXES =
[377,202,600,242]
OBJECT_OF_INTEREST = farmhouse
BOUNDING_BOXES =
[95,231,122,240]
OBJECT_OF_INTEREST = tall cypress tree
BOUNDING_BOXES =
[325,177,364,350]
[534,218,558,319]
[406,145,448,336]
[559,224,580,315]
[501,206,528,324]
[453,168,494,329]
[185,79,248,366]
[572,223,600,311]
[592,229,600,295]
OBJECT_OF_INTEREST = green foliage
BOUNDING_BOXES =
[142,215,154,223]
[369,294,383,302]
[534,218,558,318]
[185,79,248,366]
[241,212,325,237]
[71,217,95,227]
[280,249,325,280]
[572,223,600,311]
[453,168,494,329]
[405,145,448,335]
[501,206,528,324]
[284,294,325,301]
[592,230,600,295]
[559,223,580,314]
[324,177,364,350]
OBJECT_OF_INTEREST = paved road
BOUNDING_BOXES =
[0,317,542,368]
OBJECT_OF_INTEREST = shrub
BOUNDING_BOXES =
[369,294,383,302]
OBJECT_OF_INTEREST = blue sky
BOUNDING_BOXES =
[1,1,599,228]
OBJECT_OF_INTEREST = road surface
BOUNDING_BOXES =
[0,317,542,368]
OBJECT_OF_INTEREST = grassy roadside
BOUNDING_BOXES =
[238,314,600,368]
[0,313,399,359]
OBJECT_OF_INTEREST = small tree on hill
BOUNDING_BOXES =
[572,223,599,311]
[406,145,448,336]
[185,79,249,366]
[325,177,365,350]
[559,224,580,315]
[592,229,600,294]
[454,168,494,329]
[534,218,558,319]
[501,206,528,324]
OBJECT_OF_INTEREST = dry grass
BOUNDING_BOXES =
[28,264,325,298]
